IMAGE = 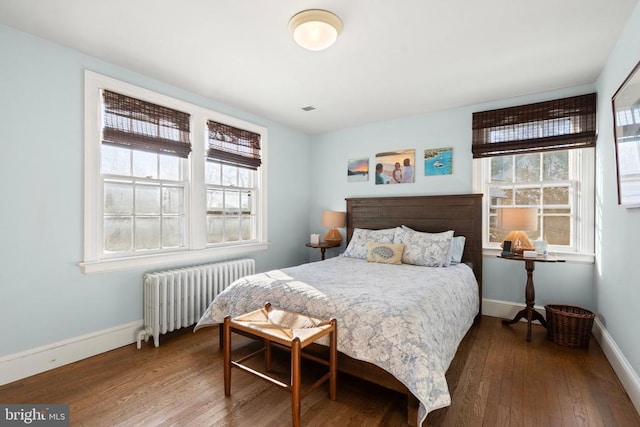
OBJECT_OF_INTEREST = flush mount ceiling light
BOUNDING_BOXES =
[289,9,343,51]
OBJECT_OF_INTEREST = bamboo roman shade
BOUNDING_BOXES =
[472,93,597,158]
[102,90,192,158]
[206,120,262,170]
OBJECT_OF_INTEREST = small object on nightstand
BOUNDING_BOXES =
[310,233,320,244]
[534,238,548,256]
[498,208,538,254]
[501,240,514,257]
[322,210,346,244]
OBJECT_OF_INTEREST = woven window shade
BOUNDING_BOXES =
[102,90,191,158]
[207,120,262,170]
[472,93,597,158]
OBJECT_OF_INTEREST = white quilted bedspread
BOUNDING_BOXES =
[194,256,479,423]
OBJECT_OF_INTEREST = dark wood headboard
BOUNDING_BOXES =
[346,194,483,314]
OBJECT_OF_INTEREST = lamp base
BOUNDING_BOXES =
[502,231,534,255]
[324,228,343,244]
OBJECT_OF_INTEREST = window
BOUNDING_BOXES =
[81,71,268,273]
[472,94,596,260]
[481,150,593,251]
[205,121,261,245]
[101,90,191,255]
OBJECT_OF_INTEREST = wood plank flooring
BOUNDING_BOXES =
[1,316,638,426]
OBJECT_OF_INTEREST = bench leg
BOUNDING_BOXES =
[291,338,301,427]
[329,320,337,400]
[218,323,223,351]
[265,338,271,372]
[223,317,231,396]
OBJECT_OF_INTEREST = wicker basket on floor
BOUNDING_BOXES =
[545,304,595,348]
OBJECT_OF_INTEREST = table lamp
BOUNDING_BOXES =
[321,210,346,244]
[498,207,538,254]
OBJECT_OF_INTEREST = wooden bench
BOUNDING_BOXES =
[223,303,337,427]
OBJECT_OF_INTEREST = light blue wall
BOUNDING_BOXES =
[309,89,597,308]
[595,2,640,379]
[0,24,311,357]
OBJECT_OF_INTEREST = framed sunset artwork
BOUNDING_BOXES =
[347,158,369,182]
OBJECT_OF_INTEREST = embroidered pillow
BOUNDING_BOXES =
[366,242,405,264]
[342,228,397,259]
[394,227,454,267]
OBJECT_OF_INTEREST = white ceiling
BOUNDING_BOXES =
[0,0,637,134]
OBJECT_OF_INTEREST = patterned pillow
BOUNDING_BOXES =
[366,242,405,264]
[342,228,397,259]
[402,225,463,264]
[394,227,454,267]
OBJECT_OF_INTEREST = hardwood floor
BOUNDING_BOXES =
[1,316,638,426]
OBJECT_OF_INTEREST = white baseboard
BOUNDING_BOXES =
[482,298,640,415]
[591,317,640,415]
[482,297,545,320]
[0,320,143,387]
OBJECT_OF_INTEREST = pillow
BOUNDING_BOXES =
[402,225,464,264]
[342,228,397,259]
[450,236,466,264]
[366,242,405,264]
[394,227,454,267]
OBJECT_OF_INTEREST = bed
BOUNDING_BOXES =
[195,194,483,426]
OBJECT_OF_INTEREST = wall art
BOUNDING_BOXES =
[612,59,640,207]
[424,147,453,176]
[347,158,369,182]
[375,149,415,184]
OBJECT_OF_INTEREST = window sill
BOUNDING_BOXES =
[482,248,595,264]
[79,242,269,274]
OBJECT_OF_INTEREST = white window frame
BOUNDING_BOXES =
[80,70,268,273]
[473,148,595,263]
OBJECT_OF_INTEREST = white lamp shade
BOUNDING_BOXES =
[289,10,343,51]
[498,207,538,231]
[321,210,346,228]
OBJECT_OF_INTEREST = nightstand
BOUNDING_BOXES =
[305,241,340,260]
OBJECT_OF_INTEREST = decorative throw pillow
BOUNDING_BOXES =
[366,242,405,264]
[342,228,397,259]
[394,227,454,267]
[450,236,466,264]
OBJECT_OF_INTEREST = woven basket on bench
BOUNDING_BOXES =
[545,304,595,348]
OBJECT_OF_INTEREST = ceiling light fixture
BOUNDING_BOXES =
[289,9,343,51]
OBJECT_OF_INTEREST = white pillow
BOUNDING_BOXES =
[394,227,454,267]
[342,228,397,259]
[450,236,466,264]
